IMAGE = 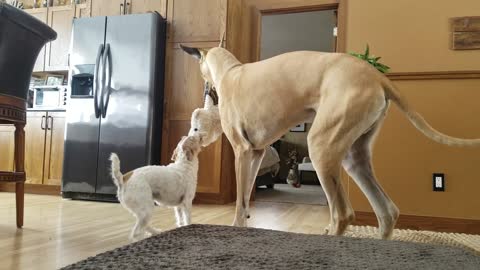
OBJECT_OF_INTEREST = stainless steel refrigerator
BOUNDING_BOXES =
[62,13,166,201]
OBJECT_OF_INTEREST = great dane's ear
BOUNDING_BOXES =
[180,45,202,60]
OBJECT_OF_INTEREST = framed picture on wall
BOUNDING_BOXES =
[290,123,306,132]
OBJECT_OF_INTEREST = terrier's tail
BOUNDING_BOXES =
[110,153,124,189]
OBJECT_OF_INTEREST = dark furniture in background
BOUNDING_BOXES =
[0,3,56,228]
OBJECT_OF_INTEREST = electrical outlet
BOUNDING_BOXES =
[433,173,445,192]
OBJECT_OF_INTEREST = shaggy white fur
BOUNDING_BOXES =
[110,135,202,241]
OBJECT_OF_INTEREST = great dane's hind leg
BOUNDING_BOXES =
[308,93,388,235]
[232,148,266,227]
[308,128,355,236]
[342,118,399,239]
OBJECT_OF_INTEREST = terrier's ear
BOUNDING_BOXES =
[185,148,194,162]
[182,142,195,161]
[171,148,178,161]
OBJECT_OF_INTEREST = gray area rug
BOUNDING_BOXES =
[61,224,480,270]
[256,184,328,205]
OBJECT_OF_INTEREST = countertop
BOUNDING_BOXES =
[27,108,66,112]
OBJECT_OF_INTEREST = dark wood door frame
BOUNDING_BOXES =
[227,0,348,64]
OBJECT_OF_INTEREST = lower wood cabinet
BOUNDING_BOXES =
[0,111,66,187]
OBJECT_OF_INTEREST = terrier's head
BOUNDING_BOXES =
[171,135,202,162]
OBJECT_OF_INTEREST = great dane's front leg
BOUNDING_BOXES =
[232,148,266,227]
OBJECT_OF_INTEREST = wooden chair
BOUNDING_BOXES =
[0,3,56,228]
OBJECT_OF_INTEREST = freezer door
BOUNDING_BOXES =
[95,13,160,194]
[62,17,106,193]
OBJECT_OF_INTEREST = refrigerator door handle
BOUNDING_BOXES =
[101,43,112,118]
[93,44,104,119]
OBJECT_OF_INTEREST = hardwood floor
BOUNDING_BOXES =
[0,193,330,270]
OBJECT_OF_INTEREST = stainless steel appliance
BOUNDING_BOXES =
[62,13,166,201]
[31,85,68,110]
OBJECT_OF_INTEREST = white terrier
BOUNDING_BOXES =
[110,135,202,241]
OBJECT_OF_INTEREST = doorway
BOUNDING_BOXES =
[254,9,337,205]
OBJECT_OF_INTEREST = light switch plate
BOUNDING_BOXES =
[433,173,445,192]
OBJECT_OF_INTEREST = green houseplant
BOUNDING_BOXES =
[349,45,390,73]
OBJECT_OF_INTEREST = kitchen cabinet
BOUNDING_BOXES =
[45,5,75,71]
[0,125,15,171]
[25,2,88,73]
[23,111,66,186]
[24,112,47,184]
[43,112,66,186]
[167,0,226,42]
[24,8,48,72]
[126,0,166,17]
[91,0,125,17]
[75,2,91,18]
[91,0,166,18]
[162,42,227,202]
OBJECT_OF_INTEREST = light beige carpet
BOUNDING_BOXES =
[346,225,480,255]
[255,184,327,205]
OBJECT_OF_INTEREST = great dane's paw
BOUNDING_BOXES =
[232,218,247,227]
[147,226,162,235]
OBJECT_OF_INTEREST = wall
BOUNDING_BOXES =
[345,0,480,219]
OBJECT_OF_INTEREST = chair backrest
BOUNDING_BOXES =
[0,3,57,100]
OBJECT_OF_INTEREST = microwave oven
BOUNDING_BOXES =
[31,86,68,109]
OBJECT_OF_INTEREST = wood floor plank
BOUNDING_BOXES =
[0,193,330,270]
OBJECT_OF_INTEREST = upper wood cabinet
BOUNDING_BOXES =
[91,0,125,17]
[26,3,87,72]
[168,0,226,42]
[25,8,48,72]
[75,3,91,18]
[45,5,75,71]
[126,0,167,18]
[91,0,166,17]
[43,112,66,186]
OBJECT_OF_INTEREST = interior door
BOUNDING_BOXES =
[62,16,106,194]
[94,13,162,194]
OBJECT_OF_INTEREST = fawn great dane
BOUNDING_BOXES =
[182,45,480,239]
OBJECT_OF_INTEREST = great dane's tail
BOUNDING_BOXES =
[383,80,480,147]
